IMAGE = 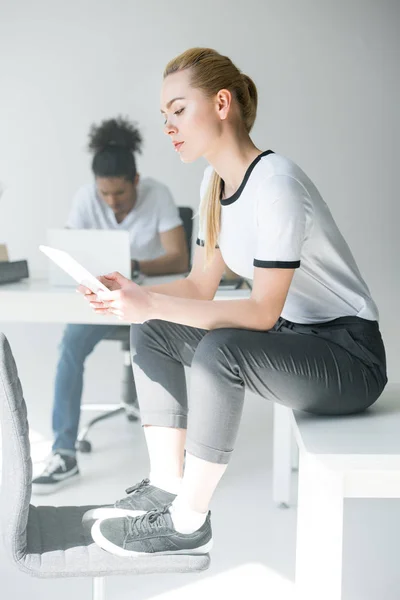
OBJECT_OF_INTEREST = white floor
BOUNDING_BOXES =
[1,324,399,600]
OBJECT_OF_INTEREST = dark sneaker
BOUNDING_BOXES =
[82,478,177,522]
[32,452,79,495]
[91,505,213,557]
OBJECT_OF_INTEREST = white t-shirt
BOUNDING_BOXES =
[66,177,182,261]
[197,151,379,324]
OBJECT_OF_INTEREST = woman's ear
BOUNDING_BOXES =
[215,89,232,122]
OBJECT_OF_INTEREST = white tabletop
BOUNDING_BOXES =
[0,277,251,325]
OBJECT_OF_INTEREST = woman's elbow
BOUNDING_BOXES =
[251,305,280,332]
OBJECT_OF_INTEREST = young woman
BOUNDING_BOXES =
[81,49,387,557]
[32,117,187,494]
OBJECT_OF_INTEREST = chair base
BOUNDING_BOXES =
[77,403,140,453]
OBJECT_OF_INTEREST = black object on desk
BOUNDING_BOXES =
[0,260,29,284]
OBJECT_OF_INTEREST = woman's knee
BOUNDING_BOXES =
[192,328,238,372]
[130,320,167,357]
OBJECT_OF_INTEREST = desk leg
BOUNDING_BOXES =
[296,452,344,600]
[272,403,292,507]
[291,436,299,471]
[92,577,105,600]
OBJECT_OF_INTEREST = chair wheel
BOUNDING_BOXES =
[126,413,139,422]
[77,439,92,453]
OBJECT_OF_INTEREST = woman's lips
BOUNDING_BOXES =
[174,142,184,152]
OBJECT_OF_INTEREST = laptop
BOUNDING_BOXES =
[46,229,131,287]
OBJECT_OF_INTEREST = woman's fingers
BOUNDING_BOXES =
[77,284,93,296]
[79,282,124,318]
[102,271,129,287]
[94,297,123,309]
[89,299,118,309]
[93,306,124,319]
[89,301,107,309]
[109,308,124,318]
[84,294,97,304]
[97,275,120,291]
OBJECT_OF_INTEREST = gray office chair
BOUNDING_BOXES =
[76,207,194,453]
[0,332,210,599]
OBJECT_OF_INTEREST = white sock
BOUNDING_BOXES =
[149,473,182,495]
[169,497,208,534]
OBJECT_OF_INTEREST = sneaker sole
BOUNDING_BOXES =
[91,519,213,557]
[32,471,80,495]
[83,507,147,522]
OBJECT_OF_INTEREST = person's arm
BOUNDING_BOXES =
[65,186,91,229]
[88,253,294,331]
[136,168,213,291]
[147,263,295,330]
[132,225,188,276]
[132,182,189,276]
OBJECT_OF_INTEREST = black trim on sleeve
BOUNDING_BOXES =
[220,150,274,206]
[253,259,301,269]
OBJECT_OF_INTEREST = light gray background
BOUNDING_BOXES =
[0,3,399,598]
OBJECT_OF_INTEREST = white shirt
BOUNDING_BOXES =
[197,151,379,324]
[66,177,182,261]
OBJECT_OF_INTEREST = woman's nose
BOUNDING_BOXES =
[164,119,177,136]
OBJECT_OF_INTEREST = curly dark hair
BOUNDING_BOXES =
[88,116,143,181]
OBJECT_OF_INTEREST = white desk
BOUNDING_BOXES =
[0,277,251,324]
[292,384,400,600]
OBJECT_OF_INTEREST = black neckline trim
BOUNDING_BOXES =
[220,150,274,206]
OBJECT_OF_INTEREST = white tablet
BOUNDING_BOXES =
[39,245,109,294]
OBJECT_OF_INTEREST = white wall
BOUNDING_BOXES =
[0,0,399,379]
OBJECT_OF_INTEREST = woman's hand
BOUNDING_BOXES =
[78,272,153,323]
[76,273,121,311]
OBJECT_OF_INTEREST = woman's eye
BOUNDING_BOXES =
[162,107,184,125]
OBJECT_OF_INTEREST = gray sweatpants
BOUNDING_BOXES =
[130,316,387,465]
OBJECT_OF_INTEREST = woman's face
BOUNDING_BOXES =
[160,69,224,163]
[96,175,138,221]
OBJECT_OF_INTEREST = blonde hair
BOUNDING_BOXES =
[163,48,258,263]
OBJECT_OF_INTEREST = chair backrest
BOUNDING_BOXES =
[178,206,194,266]
[0,333,32,562]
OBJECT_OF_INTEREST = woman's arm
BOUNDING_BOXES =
[147,266,295,331]
[95,262,294,332]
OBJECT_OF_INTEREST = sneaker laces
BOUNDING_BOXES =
[42,453,67,476]
[125,504,172,540]
[125,478,150,495]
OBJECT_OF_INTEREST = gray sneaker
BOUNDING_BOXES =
[82,478,177,522]
[91,504,213,557]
